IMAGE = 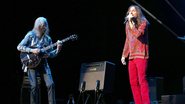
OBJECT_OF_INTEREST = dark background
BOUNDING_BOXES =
[5,0,185,103]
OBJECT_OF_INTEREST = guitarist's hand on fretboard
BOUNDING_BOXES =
[56,40,62,53]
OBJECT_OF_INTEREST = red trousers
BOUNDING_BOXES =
[128,58,150,104]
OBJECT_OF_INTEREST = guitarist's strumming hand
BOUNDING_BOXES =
[31,48,49,58]
[31,48,41,54]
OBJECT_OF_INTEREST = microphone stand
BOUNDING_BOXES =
[84,94,90,104]
[96,94,102,104]
[77,90,91,104]
[94,80,103,104]
[94,89,98,104]
[95,89,105,104]
[76,90,84,104]
[67,94,75,104]
[77,81,86,104]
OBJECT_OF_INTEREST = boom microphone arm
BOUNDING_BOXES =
[130,0,185,43]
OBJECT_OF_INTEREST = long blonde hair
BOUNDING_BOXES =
[33,17,49,36]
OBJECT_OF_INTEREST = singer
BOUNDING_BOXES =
[121,5,151,104]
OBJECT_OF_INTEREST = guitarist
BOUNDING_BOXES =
[17,17,62,104]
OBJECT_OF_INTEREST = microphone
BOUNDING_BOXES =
[124,12,134,24]
[124,17,128,24]
[95,80,100,91]
[81,81,86,92]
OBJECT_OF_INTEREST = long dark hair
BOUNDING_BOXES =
[125,5,149,28]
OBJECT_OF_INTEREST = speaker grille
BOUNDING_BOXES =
[79,61,115,93]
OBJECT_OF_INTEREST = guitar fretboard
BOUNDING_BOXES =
[41,35,76,51]
[42,42,58,51]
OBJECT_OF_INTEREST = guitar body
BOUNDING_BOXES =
[19,34,78,69]
[20,52,41,68]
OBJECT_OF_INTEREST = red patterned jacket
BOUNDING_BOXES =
[122,19,149,60]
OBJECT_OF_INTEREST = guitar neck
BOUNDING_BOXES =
[42,42,58,51]
[41,37,72,51]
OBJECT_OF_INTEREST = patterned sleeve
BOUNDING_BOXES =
[46,36,60,58]
[122,23,129,58]
[17,31,33,53]
[131,20,147,38]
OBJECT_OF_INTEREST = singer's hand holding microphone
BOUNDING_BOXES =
[127,12,134,21]
[127,13,135,29]
[124,12,134,23]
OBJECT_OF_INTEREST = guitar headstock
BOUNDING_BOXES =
[69,34,78,40]
[58,34,78,44]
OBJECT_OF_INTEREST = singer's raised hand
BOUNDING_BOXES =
[127,12,134,21]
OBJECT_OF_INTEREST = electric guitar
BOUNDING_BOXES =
[20,34,78,68]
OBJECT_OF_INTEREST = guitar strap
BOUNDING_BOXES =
[30,31,45,48]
